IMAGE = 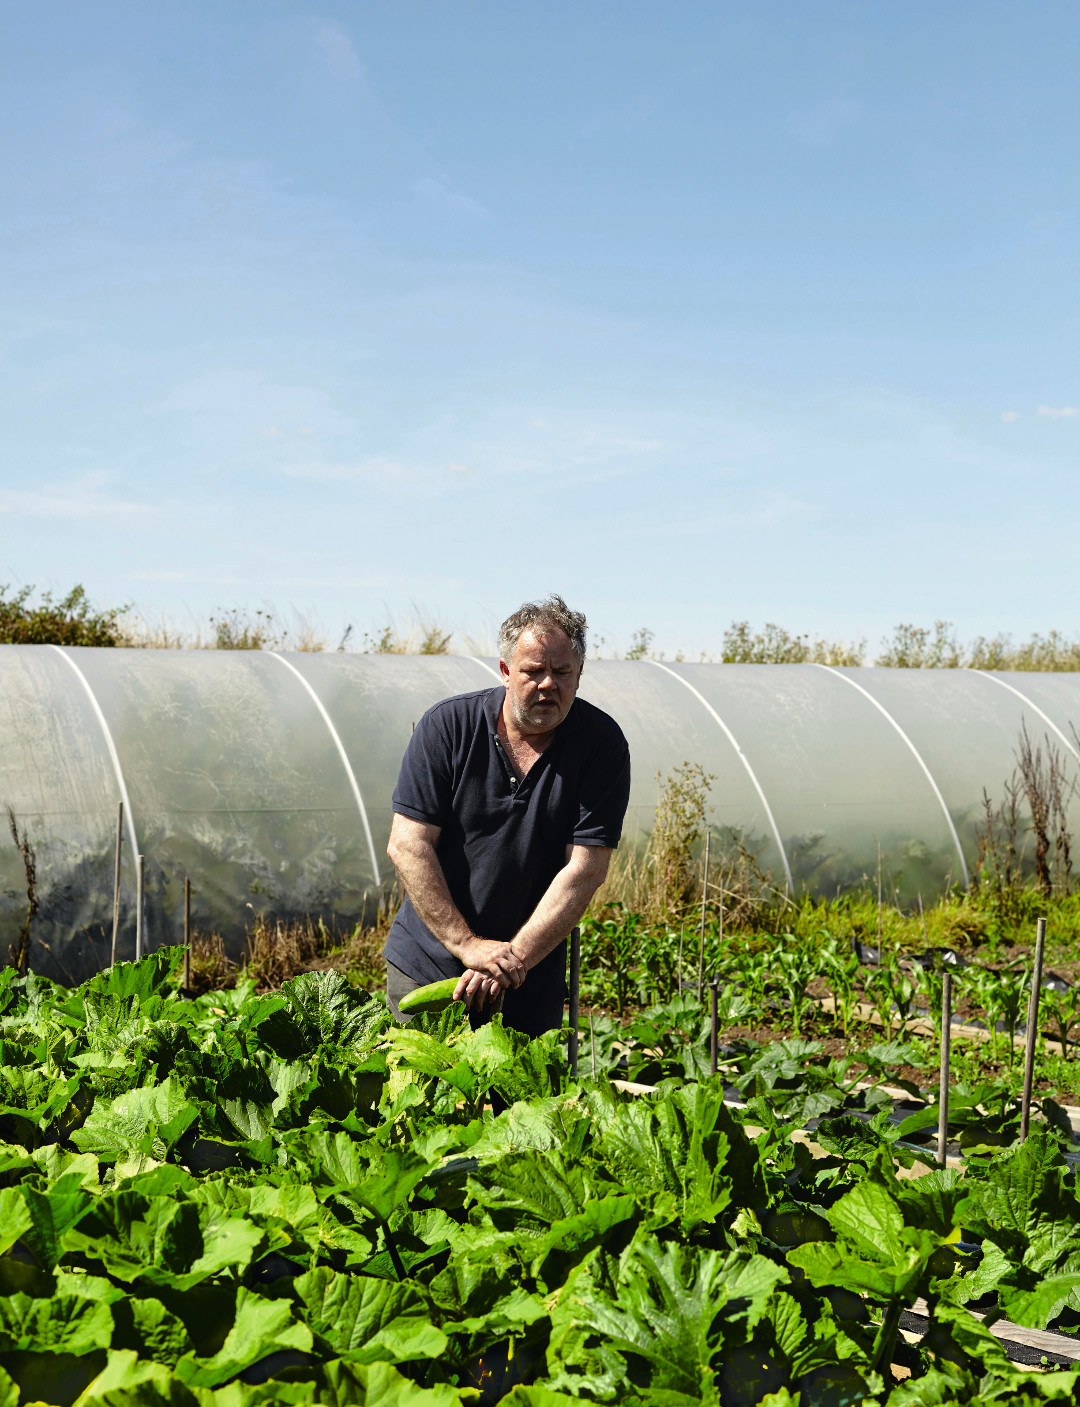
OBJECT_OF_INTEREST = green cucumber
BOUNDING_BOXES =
[398,976,461,1015]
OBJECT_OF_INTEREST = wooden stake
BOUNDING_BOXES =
[710,979,719,1076]
[183,877,192,993]
[937,969,952,1164]
[1020,916,1047,1142]
[698,828,710,998]
[109,800,123,967]
[135,853,145,961]
[568,926,581,1078]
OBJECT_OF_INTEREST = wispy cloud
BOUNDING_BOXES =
[0,473,151,520]
[1036,404,1078,419]
[313,23,364,81]
[787,98,862,147]
[282,456,418,485]
[1000,410,1020,422]
[413,177,488,218]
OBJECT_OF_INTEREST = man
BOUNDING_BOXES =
[383,594,631,1037]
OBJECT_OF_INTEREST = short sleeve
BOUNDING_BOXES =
[572,726,631,848]
[391,707,455,826]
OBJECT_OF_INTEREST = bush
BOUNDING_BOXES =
[0,584,128,646]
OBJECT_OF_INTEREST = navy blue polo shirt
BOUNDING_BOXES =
[383,686,631,994]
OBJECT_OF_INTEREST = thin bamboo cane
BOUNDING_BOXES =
[183,877,192,993]
[135,853,145,961]
[1020,916,1047,1142]
[937,970,952,1165]
[568,927,581,1078]
[710,979,719,1076]
[698,828,710,998]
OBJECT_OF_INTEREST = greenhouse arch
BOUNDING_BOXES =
[2,645,1078,978]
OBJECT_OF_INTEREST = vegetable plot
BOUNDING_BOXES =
[0,952,1079,1405]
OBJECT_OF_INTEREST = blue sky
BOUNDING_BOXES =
[1,2,1077,656]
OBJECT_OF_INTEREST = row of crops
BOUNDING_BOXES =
[580,909,1080,1070]
[2,948,1080,1404]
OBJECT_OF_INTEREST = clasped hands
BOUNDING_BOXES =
[452,937,527,1010]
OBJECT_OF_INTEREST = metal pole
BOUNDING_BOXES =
[590,1010,596,1079]
[135,853,145,961]
[937,969,952,1164]
[568,926,581,1078]
[183,877,192,992]
[1020,916,1047,1142]
[698,828,710,998]
[109,800,123,966]
[710,978,719,1076]
[677,925,684,996]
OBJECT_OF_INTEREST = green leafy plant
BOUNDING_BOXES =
[0,583,129,646]
[1043,983,1080,1059]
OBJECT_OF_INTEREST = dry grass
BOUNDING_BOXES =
[187,932,235,991]
[183,894,398,996]
[122,605,330,652]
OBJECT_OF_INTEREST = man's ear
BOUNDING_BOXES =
[499,658,510,681]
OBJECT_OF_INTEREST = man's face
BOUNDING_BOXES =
[500,628,582,734]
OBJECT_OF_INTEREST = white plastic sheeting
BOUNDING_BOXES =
[2,645,1078,978]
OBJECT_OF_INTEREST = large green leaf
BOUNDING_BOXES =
[260,972,389,1060]
[967,1125,1080,1275]
[827,1183,906,1263]
[294,1266,446,1363]
[0,1188,31,1258]
[21,1173,95,1271]
[551,1234,785,1403]
[891,1168,969,1238]
[312,1135,431,1226]
[73,1347,198,1406]
[0,1292,113,1355]
[531,1193,640,1290]
[788,1182,940,1304]
[64,1193,204,1286]
[593,1084,742,1228]
[72,1077,199,1162]
[173,1287,311,1388]
[111,1297,193,1367]
[467,1149,595,1232]
[998,1272,1080,1328]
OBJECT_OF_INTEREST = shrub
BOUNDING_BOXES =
[0,584,128,646]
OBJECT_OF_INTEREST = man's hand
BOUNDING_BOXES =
[453,967,515,1010]
[454,937,526,988]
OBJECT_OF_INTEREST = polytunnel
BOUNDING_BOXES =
[2,644,1079,981]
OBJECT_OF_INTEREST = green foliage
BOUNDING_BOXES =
[723,620,866,666]
[623,627,654,661]
[642,762,714,924]
[0,952,1079,1404]
[0,584,128,647]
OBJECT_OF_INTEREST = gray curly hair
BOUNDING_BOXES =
[497,594,587,668]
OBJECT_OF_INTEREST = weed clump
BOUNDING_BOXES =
[0,584,128,646]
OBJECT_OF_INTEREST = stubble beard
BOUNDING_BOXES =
[509,692,562,734]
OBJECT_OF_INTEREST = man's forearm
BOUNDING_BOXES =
[386,814,526,989]
[387,834,476,958]
[510,847,612,970]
